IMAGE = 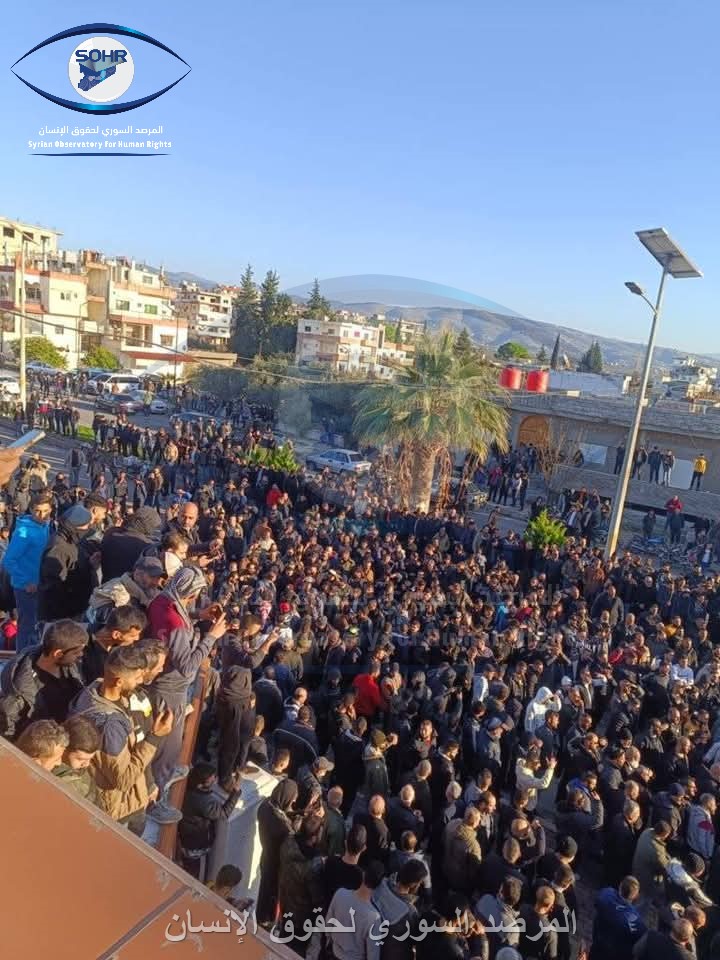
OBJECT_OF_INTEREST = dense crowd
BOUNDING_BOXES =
[0,399,719,960]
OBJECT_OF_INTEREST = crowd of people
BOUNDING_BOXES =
[0,397,718,960]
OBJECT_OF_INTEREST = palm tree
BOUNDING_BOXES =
[354,331,509,510]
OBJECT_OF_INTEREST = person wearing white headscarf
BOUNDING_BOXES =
[524,686,562,734]
[146,565,227,799]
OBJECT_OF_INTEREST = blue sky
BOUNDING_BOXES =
[2,1,718,350]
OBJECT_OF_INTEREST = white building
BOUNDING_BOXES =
[102,259,187,377]
[174,282,235,345]
[0,248,88,368]
[296,316,414,376]
[548,370,631,398]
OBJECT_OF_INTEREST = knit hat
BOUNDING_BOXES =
[62,504,92,527]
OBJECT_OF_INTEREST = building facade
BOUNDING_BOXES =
[295,315,414,376]
[174,282,236,346]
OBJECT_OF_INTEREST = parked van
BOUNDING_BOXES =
[87,373,141,395]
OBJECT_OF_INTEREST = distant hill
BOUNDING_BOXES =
[148,268,714,368]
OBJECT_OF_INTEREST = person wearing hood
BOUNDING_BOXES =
[277,813,326,952]
[2,492,52,651]
[216,664,256,790]
[256,780,298,923]
[100,506,163,581]
[37,503,97,622]
[524,686,562,734]
[146,565,226,794]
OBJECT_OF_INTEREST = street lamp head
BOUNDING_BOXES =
[635,228,703,279]
[625,281,645,296]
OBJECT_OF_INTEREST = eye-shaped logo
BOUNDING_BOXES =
[12,22,190,115]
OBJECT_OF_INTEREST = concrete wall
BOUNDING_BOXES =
[509,394,720,494]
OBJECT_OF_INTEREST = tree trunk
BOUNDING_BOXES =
[410,446,437,512]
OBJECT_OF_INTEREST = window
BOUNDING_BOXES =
[55,326,64,336]
[144,304,158,316]
[59,291,69,301]
[25,283,41,301]
[41,235,50,245]
[116,300,130,311]
[354,330,361,337]
[142,274,154,285]
[304,325,312,333]
[2,227,14,238]
[160,335,173,346]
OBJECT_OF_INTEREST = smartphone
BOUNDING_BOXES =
[7,429,46,450]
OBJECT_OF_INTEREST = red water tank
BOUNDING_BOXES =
[499,366,522,390]
[526,369,549,393]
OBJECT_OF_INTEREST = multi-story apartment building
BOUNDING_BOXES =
[295,316,414,377]
[0,247,89,367]
[87,257,188,377]
[0,216,61,265]
[174,282,235,346]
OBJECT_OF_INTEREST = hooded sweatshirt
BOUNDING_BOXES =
[524,687,562,733]
[2,514,50,589]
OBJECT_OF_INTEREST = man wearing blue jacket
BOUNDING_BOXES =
[2,493,52,651]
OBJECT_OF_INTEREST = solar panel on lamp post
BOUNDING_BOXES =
[605,229,703,559]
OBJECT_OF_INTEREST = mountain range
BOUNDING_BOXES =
[158,269,715,369]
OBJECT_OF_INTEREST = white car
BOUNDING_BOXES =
[0,376,20,396]
[306,448,372,475]
[149,397,168,414]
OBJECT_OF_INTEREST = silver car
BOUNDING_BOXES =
[306,448,372,475]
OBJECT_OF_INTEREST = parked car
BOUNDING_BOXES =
[148,397,168,414]
[96,392,144,414]
[0,376,20,396]
[306,448,372,475]
[26,361,61,375]
[86,374,141,396]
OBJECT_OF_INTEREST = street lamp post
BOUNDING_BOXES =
[16,228,40,414]
[604,229,702,558]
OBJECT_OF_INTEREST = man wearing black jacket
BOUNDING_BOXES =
[0,619,87,739]
[38,504,97,622]
[179,763,242,879]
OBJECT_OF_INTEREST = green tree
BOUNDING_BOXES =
[496,341,531,361]
[578,341,603,374]
[550,334,561,370]
[525,509,567,549]
[14,336,66,369]
[354,331,508,510]
[536,345,548,364]
[82,345,120,370]
[231,264,260,359]
[454,327,474,361]
[257,270,282,357]
[305,278,333,319]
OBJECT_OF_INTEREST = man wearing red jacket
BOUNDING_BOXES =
[352,660,388,720]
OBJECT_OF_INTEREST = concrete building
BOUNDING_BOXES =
[0,216,61,265]
[548,370,631,397]
[0,248,89,368]
[93,257,188,377]
[174,282,235,346]
[295,315,414,376]
[510,392,720,517]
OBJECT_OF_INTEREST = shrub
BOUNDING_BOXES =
[525,509,567,549]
